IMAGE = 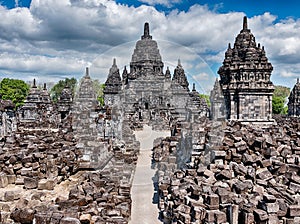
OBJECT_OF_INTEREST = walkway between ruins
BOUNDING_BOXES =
[130,125,170,224]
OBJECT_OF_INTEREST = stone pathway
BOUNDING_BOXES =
[130,125,170,224]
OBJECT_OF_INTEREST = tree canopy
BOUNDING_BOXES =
[199,94,211,107]
[0,78,30,108]
[272,85,290,114]
[50,78,77,102]
[93,80,105,106]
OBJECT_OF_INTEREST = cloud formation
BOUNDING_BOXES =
[138,0,181,8]
[0,0,299,90]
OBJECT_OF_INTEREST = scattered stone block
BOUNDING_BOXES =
[60,217,81,224]
[253,209,268,221]
[38,179,55,190]
[0,174,8,188]
[289,205,300,217]
[24,177,38,189]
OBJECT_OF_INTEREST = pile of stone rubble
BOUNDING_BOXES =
[155,116,300,224]
[0,111,138,224]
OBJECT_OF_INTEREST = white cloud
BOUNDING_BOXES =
[138,0,181,8]
[0,1,299,90]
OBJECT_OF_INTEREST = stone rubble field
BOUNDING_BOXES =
[154,116,300,224]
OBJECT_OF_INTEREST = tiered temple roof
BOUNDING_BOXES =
[219,17,273,90]
[172,59,189,91]
[104,58,122,94]
[128,22,164,79]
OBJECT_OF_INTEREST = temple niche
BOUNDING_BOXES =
[288,78,300,116]
[218,16,274,124]
[103,22,209,130]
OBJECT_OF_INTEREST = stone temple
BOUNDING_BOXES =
[288,78,300,116]
[104,22,209,131]
[2,18,300,224]
[217,16,274,124]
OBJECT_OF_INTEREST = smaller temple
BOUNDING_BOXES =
[57,85,73,120]
[104,59,122,105]
[73,67,112,169]
[172,59,189,91]
[40,83,52,104]
[288,78,300,116]
[218,16,274,124]
[18,79,59,129]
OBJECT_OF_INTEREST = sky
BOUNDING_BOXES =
[0,0,300,93]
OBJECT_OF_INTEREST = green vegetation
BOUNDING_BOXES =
[0,78,30,108]
[50,77,105,106]
[272,85,290,114]
[50,78,77,102]
[93,80,105,106]
[199,94,211,107]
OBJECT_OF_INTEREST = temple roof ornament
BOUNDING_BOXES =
[172,59,189,91]
[129,22,164,78]
[141,22,152,40]
[165,66,171,79]
[104,58,122,94]
[84,67,90,79]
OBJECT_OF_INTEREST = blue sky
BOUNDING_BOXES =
[116,0,300,20]
[0,0,299,92]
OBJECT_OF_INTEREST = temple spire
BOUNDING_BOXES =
[33,79,37,88]
[297,78,299,84]
[192,83,196,92]
[113,58,116,66]
[243,16,248,30]
[141,22,152,39]
[178,59,182,67]
[43,83,47,90]
[85,67,90,78]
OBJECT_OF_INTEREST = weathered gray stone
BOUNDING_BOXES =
[0,173,8,188]
[24,177,38,189]
[289,205,300,217]
[38,179,55,190]
[10,208,35,224]
[253,209,268,221]
[60,217,81,224]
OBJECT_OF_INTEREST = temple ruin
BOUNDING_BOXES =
[288,78,300,116]
[217,17,274,124]
[104,22,209,131]
[0,18,299,224]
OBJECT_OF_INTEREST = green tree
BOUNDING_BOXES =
[199,94,211,107]
[272,85,290,114]
[93,80,105,106]
[50,78,77,102]
[0,78,30,108]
